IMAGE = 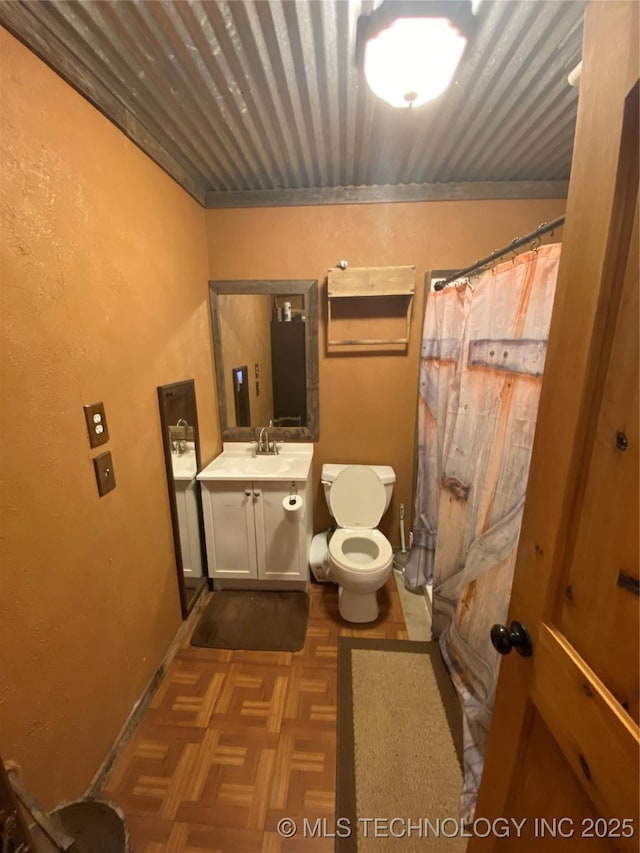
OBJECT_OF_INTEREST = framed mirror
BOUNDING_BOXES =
[209,279,319,441]
[157,379,209,618]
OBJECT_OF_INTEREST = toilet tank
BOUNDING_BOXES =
[321,463,396,518]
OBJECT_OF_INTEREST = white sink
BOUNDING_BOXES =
[197,442,313,482]
[216,455,293,475]
[171,446,197,481]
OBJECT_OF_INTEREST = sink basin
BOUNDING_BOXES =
[171,447,197,481]
[198,442,313,482]
[227,455,292,475]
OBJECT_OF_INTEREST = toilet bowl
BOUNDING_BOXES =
[320,463,395,623]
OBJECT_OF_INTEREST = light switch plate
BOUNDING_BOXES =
[84,401,109,448]
[93,451,116,497]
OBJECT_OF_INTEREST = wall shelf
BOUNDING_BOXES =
[327,265,416,351]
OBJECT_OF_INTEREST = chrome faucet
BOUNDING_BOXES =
[175,418,189,455]
[256,426,279,455]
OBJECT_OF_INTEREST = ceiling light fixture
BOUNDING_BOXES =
[356,1,477,109]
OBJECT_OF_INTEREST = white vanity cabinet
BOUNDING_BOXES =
[172,445,203,580]
[174,478,204,579]
[197,443,313,591]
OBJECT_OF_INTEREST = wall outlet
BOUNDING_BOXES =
[84,401,109,448]
[93,451,116,497]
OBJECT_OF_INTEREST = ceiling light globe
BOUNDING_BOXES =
[364,17,467,108]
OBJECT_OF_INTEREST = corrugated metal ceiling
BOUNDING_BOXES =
[1,0,586,207]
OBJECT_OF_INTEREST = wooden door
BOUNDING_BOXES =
[471,4,639,850]
[231,364,251,427]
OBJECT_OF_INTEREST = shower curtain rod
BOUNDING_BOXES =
[433,215,566,291]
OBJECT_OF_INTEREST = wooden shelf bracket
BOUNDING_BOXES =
[327,265,416,351]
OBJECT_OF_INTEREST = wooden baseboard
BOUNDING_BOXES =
[86,587,210,796]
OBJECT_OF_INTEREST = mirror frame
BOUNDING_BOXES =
[208,279,319,441]
[157,379,209,619]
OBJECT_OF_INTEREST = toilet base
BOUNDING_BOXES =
[338,586,379,623]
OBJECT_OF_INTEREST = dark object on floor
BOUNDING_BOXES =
[29,800,131,852]
[191,590,309,651]
[4,757,131,852]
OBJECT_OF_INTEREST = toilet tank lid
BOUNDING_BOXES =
[321,463,396,485]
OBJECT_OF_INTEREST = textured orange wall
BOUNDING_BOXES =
[0,29,220,806]
[219,293,273,426]
[206,199,566,541]
[0,20,567,808]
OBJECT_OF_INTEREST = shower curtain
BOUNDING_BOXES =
[405,243,561,820]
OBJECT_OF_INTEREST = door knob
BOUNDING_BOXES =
[490,621,533,657]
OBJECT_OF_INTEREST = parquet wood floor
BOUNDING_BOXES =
[104,577,408,852]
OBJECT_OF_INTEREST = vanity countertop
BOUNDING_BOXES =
[171,444,197,481]
[197,442,313,482]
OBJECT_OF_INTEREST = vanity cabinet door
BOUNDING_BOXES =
[254,482,307,581]
[201,481,258,580]
[175,478,204,578]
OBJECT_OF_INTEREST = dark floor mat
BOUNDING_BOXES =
[190,590,309,651]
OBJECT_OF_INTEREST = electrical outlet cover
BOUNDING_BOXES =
[84,401,109,448]
[93,451,116,497]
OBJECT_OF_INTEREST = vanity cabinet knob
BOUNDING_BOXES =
[253,490,262,499]
[244,489,252,497]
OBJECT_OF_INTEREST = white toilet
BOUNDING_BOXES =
[314,463,395,623]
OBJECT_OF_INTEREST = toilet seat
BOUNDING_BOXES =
[329,466,386,528]
[327,467,392,575]
[328,528,393,573]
